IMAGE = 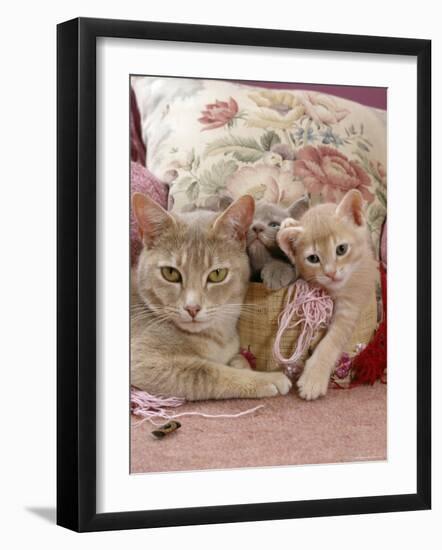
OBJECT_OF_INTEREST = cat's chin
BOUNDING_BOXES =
[174,320,212,333]
[248,238,269,250]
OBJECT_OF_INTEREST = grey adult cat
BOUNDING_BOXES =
[131,193,292,400]
[246,197,309,290]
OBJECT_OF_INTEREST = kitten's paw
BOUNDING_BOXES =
[229,354,252,370]
[297,365,330,400]
[271,372,293,395]
[261,262,296,290]
[280,217,297,231]
[256,372,292,397]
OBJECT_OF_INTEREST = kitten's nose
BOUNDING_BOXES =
[184,304,201,319]
[325,270,337,280]
[252,224,264,234]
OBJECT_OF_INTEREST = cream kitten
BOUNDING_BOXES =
[277,189,377,400]
[131,193,292,401]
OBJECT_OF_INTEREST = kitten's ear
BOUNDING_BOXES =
[132,192,175,248]
[212,194,255,242]
[277,218,304,264]
[288,195,309,220]
[335,189,365,226]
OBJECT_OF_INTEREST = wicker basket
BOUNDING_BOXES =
[238,282,378,372]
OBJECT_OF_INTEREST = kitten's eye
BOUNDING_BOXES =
[306,254,320,264]
[207,268,228,283]
[268,221,280,228]
[161,267,182,283]
[336,244,348,256]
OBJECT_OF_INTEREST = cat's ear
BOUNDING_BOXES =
[212,194,255,242]
[277,218,304,263]
[335,189,365,226]
[288,195,309,220]
[132,192,175,248]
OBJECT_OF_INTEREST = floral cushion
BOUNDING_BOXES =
[132,77,387,249]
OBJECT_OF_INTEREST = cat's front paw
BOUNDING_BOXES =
[255,371,292,397]
[297,363,330,400]
[261,261,296,290]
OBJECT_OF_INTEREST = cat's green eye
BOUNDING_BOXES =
[306,254,320,264]
[336,244,348,256]
[161,266,182,283]
[207,268,228,283]
[268,221,280,228]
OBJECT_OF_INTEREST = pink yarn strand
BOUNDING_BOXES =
[131,386,264,427]
[273,279,334,372]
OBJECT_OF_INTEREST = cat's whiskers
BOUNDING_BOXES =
[204,304,261,321]
[206,311,240,323]
[131,307,158,316]
[205,303,261,312]
[131,308,173,321]
[206,305,254,319]
[137,315,175,331]
[303,275,319,285]
[136,304,181,317]
[131,312,170,324]
[225,302,261,308]
[223,305,261,314]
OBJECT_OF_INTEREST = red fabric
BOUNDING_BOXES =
[351,264,387,386]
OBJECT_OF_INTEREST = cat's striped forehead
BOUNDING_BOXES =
[299,203,359,243]
[304,234,339,256]
[165,240,227,271]
[157,211,238,271]
[300,204,338,240]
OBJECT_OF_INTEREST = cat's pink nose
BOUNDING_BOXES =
[185,304,201,319]
[252,225,264,233]
[325,270,337,280]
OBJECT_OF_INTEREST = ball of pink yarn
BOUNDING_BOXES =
[273,279,334,375]
[130,161,169,265]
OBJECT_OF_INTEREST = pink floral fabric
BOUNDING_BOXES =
[299,92,350,125]
[293,146,374,203]
[132,77,387,255]
[199,97,239,131]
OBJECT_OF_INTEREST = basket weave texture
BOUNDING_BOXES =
[238,282,378,372]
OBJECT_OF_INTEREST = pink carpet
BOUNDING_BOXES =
[130,382,386,473]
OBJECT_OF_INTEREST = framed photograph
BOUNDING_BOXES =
[57,17,431,532]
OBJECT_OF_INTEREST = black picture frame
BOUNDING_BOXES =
[57,17,431,532]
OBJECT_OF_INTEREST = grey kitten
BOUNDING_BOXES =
[246,197,309,290]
